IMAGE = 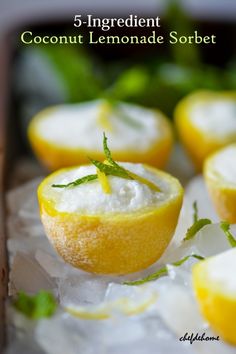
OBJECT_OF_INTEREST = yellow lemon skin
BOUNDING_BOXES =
[193,259,236,345]
[37,167,183,275]
[204,145,236,223]
[174,91,236,171]
[28,107,173,171]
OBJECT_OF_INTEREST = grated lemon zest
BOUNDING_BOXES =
[97,101,113,132]
[97,168,111,194]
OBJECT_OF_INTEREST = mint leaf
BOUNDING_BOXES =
[52,174,98,188]
[220,221,236,248]
[183,219,212,242]
[52,134,159,192]
[124,254,204,286]
[193,200,198,223]
[89,158,132,179]
[102,132,118,167]
[14,291,57,319]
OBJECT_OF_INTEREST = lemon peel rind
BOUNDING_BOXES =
[204,146,236,223]
[38,166,183,274]
[64,293,157,320]
[174,91,236,171]
[193,258,236,345]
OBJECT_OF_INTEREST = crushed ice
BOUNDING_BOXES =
[5,158,236,354]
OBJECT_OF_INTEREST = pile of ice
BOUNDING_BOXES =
[5,163,236,354]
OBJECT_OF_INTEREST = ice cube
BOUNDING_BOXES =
[105,282,156,302]
[35,250,70,278]
[166,265,193,287]
[155,282,206,336]
[7,216,45,239]
[58,273,113,306]
[6,172,236,354]
[7,177,43,219]
[7,237,55,262]
[159,222,233,271]
[35,312,101,354]
[188,223,232,257]
[99,317,146,346]
[9,252,56,295]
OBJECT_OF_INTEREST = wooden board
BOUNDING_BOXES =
[0,37,10,352]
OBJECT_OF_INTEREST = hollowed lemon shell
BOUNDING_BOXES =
[28,106,173,171]
[193,256,236,345]
[204,144,236,223]
[174,91,236,171]
[38,166,183,275]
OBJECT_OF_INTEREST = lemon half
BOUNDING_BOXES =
[204,144,236,223]
[29,100,173,171]
[192,248,236,345]
[175,91,236,171]
[38,163,183,275]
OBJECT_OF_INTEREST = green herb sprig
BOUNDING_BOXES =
[220,221,236,248]
[183,201,212,242]
[183,219,212,242]
[14,291,57,319]
[125,203,236,287]
[103,132,120,168]
[52,133,133,189]
[183,202,236,247]
[124,254,204,286]
[89,159,131,180]
[52,174,98,188]
[52,133,159,192]
[193,200,198,223]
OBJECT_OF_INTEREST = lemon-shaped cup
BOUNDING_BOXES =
[174,91,236,171]
[192,248,236,345]
[38,163,183,275]
[204,144,236,223]
[28,100,173,171]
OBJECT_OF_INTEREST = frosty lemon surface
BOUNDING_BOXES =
[193,248,236,345]
[28,100,173,170]
[204,144,236,223]
[38,162,183,275]
[175,91,236,170]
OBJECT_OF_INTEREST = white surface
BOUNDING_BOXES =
[43,163,177,214]
[36,101,160,151]
[190,100,236,139]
